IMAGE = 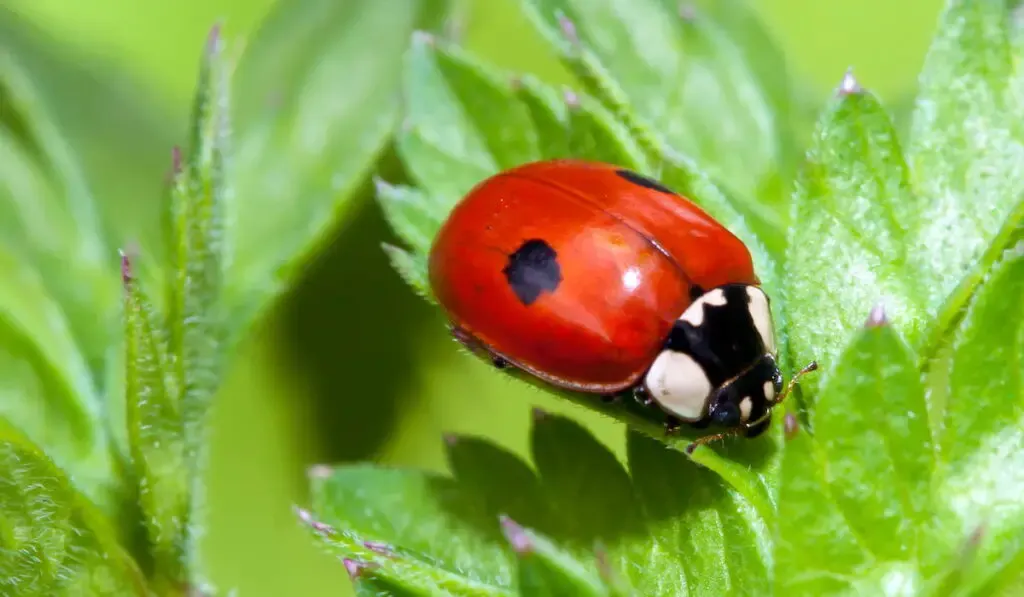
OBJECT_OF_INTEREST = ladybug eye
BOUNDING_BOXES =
[711,401,740,427]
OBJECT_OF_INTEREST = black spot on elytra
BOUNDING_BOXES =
[615,169,676,195]
[503,239,562,305]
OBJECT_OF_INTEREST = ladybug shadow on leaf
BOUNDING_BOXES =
[280,155,435,466]
[431,411,756,563]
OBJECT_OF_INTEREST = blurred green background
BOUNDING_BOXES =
[2,0,943,594]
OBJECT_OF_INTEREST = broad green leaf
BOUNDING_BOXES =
[306,464,515,593]
[0,246,115,512]
[305,412,775,596]
[907,0,1024,313]
[562,91,647,169]
[0,6,175,275]
[933,250,1024,593]
[812,315,933,562]
[445,433,552,531]
[785,79,929,398]
[397,32,540,205]
[626,430,769,597]
[775,411,871,596]
[224,0,453,330]
[0,417,147,596]
[501,517,608,597]
[121,253,187,589]
[529,412,643,545]
[512,75,571,158]
[0,45,119,379]
[517,0,791,240]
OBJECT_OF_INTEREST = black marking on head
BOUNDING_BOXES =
[503,239,562,306]
[688,284,706,302]
[710,400,740,427]
[660,284,782,432]
[615,169,676,195]
[664,285,762,387]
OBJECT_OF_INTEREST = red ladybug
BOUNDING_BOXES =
[428,160,815,445]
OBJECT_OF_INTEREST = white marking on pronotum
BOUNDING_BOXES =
[746,286,776,355]
[644,350,712,421]
[680,288,727,327]
[739,396,753,422]
[763,380,776,403]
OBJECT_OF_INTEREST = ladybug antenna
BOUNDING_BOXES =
[774,360,819,408]
[684,360,819,455]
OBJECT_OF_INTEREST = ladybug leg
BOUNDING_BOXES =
[600,393,620,404]
[663,416,682,435]
[684,427,745,455]
[491,356,509,370]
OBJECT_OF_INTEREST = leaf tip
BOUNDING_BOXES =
[372,175,394,197]
[205,22,223,57]
[363,541,394,557]
[343,558,375,580]
[563,88,581,110]
[499,515,533,554]
[594,542,617,583]
[865,302,889,327]
[166,146,183,184]
[293,505,333,535]
[411,30,436,47]
[556,11,580,47]
[307,464,332,480]
[836,67,863,96]
[118,248,133,285]
[784,411,800,440]
[531,407,550,422]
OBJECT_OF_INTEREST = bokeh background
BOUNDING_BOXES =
[2,0,944,594]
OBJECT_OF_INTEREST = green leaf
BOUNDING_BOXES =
[529,412,643,545]
[819,314,932,557]
[562,91,647,169]
[121,253,187,589]
[397,32,540,204]
[0,40,119,379]
[304,412,777,596]
[0,246,116,512]
[907,0,1024,313]
[775,410,872,596]
[225,0,453,329]
[776,314,937,594]
[0,416,148,596]
[165,29,227,478]
[932,250,1024,593]
[500,517,608,597]
[306,464,515,594]
[445,433,552,531]
[0,6,176,275]
[517,0,793,238]
[785,78,929,398]
[626,430,769,596]
[512,75,571,158]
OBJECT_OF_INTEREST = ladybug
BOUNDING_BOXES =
[428,160,816,447]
